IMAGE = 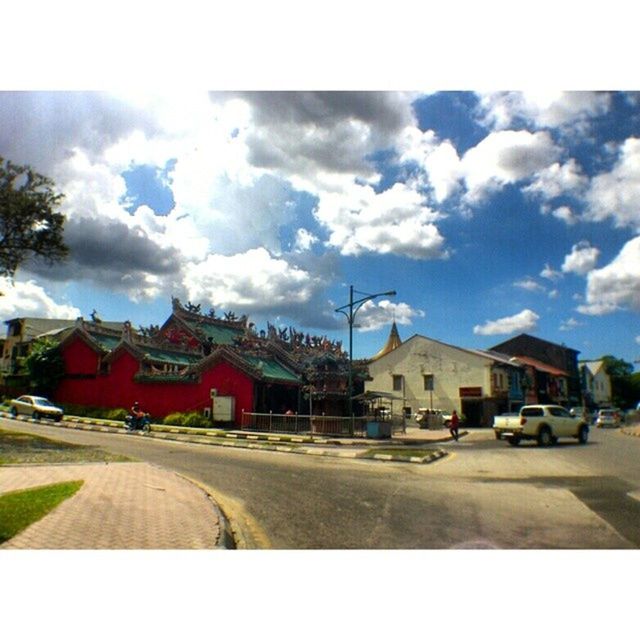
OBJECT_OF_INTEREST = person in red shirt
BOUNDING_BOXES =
[449,410,460,441]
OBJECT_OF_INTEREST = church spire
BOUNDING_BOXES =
[370,321,402,360]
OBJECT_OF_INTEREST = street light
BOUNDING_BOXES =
[335,285,397,419]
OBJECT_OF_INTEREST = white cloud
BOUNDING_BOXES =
[635,336,640,345]
[560,317,582,331]
[476,91,612,131]
[562,241,600,275]
[314,182,448,259]
[473,308,540,336]
[540,263,563,282]
[460,130,561,202]
[355,299,425,332]
[577,236,640,315]
[524,159,588,201]
[0,279,80,319]
[584,137,640,230]
[513,277,546,293]
[182,248,321,313]
[548,205,579,226]
[398,127,461,202]
[548,289,560,299]
[293,228,319,253]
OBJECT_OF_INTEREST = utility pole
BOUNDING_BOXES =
[335,285,396,419]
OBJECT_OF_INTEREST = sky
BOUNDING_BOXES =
[1,89,640,367]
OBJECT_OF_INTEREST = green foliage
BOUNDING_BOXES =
[600,355,638,409]
[0,157,69,278]
[0,481,83,543]
[163,411,210,428]
[163,412,186,426]
[183,412,211,428]
[104,408,128,421]
[23,338,65,394]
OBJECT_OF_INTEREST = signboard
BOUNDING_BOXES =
[459,386,483,398]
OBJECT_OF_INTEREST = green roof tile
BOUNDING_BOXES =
[183,319,244,345]
[244,355,301,383]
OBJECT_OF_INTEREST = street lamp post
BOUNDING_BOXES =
[335,285,397,419]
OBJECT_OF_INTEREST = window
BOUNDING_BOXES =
[392,375,403,391]
[423,374,434,391]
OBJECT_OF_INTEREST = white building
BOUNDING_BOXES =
[366,331,524,427]
[579,360,613,407]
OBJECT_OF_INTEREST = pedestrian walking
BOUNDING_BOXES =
[449,410,460,441]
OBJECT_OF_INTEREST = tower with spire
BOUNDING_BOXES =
[370,321,402,361]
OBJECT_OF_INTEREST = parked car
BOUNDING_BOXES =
[10,395,64,421]
[493,404,589,446]
[595,408,622,429]
[415,408,453,429]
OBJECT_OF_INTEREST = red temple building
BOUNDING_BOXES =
[52,298,363,423]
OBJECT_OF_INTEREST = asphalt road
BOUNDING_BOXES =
[4,418,639,549]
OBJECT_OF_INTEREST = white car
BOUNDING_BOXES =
[595,409,622,428]
[10,395,64,421]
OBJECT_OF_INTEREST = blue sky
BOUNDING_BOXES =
[1,90,639,369]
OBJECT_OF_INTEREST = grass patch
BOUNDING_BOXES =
[361,447,438,459]
[0,480,84,543]
[0,428,131,465]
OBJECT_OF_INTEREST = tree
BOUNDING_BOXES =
[23,339,66,395]
[601,355,636,409]
[0,157,69,278]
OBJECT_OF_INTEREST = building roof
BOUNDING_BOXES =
[370,322,403,361]
[580,360,607,376]
[243,355,301,383]
[468,349,523,368]
[510,355,569,377]
[180,316,245,346]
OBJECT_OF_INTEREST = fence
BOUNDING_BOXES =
[240,411,406,438]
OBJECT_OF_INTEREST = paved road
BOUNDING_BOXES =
[3,418,639,549]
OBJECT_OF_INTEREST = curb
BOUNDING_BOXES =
[1,412,448,465]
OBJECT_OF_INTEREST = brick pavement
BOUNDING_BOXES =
[0,462,224,550]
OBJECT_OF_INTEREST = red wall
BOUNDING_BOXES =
[55,336,255,424]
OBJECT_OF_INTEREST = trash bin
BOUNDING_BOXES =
[366,421,391,439]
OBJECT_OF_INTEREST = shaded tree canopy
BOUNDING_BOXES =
[24,338,66,394]
[0,157,69,278]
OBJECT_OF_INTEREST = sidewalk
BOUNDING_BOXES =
[0,462,228,550]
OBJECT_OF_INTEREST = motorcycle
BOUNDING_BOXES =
[125,412,151,432]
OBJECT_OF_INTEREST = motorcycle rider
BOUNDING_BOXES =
[130,401,145,430]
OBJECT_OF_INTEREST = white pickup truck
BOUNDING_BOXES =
[493,404,589,447]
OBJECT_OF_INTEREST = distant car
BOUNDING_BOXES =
[10,395,64,421]
[569,407,592,422]
[415,408,453,429]
[595,408,621,429]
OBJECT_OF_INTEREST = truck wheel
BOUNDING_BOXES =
[508,435,520,446]
[578,425,589,445]
[495,431,502,440]
[538,426,553,447]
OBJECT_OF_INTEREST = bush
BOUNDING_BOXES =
[162,411,210,428]
[163,412,186,426]
[104,408,128,421]
[183,412,211,428]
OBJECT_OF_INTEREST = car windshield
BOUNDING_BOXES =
[33,397,54,406]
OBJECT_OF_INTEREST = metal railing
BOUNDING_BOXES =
[240,410,372,437]
[240,411,406,438]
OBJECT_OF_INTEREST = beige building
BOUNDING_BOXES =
[366,331,524,427]
[580,360,613,407]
